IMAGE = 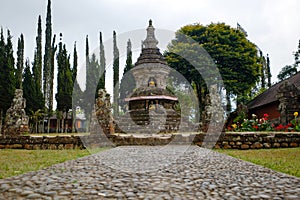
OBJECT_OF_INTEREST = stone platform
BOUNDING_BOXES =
[0,145,299,199]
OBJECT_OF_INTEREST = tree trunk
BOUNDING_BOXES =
[226,92,232,114]
[72,109,76,133]
[35,120,38,133]
[0,110,3,134]
[62,114,65,133]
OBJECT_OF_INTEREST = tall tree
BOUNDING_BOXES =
[33,15,43,94]
[165,23,261,113]
[83,36,99,131]
[55,34,73,132]
[71,42,82,132]
[98,32,106,90]
[259,50,266,90]
[23,59,37,113]
[43,0,56,116]
[113,31,120,116]
[277,65,297,81]
[293,39,300,68]
[31,15,45,112]
[120,39,135,111]
[16,34,24,89]
[266,54,272,87]
[0,29,16,127]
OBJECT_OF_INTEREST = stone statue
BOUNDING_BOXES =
[94,89,114,135]
[202,85,224,132]
[276,81,300,125]
[2,89,29,136]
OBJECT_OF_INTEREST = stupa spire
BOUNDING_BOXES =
[143,19,158,49]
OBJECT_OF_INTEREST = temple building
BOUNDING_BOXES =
[247,72,300,125]
[117,20,181,133]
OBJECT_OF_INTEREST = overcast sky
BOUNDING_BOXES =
[1,0,300,88]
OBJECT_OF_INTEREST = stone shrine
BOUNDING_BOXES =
[117,20,181,133]
[2,89,29,136]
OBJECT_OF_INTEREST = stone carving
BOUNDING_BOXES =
[276,81,300,125]
[202,85,224,132]
[95,89,114,135]
[2,89,29,136]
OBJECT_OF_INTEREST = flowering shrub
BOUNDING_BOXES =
[229,112,300,132]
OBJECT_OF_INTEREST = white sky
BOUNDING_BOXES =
[1,0,300,102]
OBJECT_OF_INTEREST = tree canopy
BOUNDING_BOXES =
[165,23,261,113]
[277,39,300,81]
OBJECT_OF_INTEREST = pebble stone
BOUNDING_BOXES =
[0,145,299,199]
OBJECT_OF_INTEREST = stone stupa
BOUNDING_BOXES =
[117,20,181,134]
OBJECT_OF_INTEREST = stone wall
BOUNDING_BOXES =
[0,132,299,150]
[0,136,84,150]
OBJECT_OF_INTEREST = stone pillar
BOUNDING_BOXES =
[2,89,29,136]
[276,81,300,125]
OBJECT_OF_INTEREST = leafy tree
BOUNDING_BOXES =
[16,34,24,89]
[113,31,120,116]
[165,23,260,113]
[55,34,73,132]
[277,39,300,81]
[277,65,297,81]
[120,39,135,111]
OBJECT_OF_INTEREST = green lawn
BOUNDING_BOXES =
[0,148,106,179]
[218,147,300,177]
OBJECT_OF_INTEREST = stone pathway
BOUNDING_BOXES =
[0,146,299,200]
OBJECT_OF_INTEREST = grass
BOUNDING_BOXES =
[218,147,300,177]
[0,148,106,179]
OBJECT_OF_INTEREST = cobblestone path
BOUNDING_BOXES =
[0,145,299,199]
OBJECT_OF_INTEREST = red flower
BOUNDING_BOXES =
[287,123,293,127]
[275,124,284,131]
[263,113,269,121]
[253,125,259,130]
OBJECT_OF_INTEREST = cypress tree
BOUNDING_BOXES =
[259,50,266,89]
[72,42,82,132]
[33,15,43,93]
[120,39,135,111]
[43,0,55,116]
[0,29,4,129]
[124,39,133,73]
[55,34,73,132]
[294,39,300,68]
[113,31,119,116]
[98,32,106,90]
[16,34,24,89]
[0,30,16,112]
[23,59,37,113]
[49,34,57,113]
[266,54,271,87]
